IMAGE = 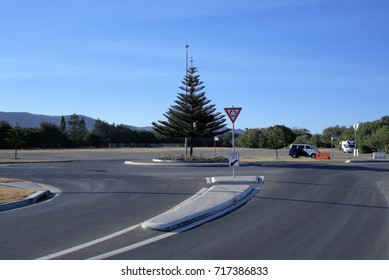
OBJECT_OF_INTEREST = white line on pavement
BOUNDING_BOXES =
[88,188,260,260]
[36,223,142,260]
[88,232,178,260]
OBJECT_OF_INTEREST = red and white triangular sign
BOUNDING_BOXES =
[224,107,242,124]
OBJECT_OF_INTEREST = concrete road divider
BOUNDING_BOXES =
[206,176,264,185]
[142,184,258,231]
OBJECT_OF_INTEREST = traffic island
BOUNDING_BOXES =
[142,184,258,231]
[153,155,228,164]
[142,176,264,232]
[0,180,60,212]
[206,176,264,184]
[124,158,229,167]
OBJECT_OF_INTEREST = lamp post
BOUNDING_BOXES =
[331,137,334,160]
[331,136,339,160]
[185,45,189,157]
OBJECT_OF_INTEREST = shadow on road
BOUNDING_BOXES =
[256,196,389,210]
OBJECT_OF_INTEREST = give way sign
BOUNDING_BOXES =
[224,107,242,124]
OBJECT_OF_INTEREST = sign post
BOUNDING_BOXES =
[214,136,219,157]
[228,152,240,177]
[224,107,242,177]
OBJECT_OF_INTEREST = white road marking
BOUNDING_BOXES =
[36,190,206,260]
[88,188,260,260]
[37,188,259,260]
[88,232,178,260]
[36,223,142,260]
[37,188,209,260]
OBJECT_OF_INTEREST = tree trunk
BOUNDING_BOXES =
[189,137,194,157]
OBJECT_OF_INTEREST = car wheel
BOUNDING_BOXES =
[311,153,316,159]
[291,153,298,158]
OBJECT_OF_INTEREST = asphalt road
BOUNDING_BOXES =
[0,155,388,260]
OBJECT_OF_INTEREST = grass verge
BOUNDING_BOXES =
[0,177,24,183]
[0,178,35,204]
[0,187,35,204]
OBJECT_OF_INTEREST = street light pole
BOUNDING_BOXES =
[185,45,189,157]
[331,137,333,160]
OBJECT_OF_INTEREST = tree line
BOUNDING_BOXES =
[1,114,388,154]
[236,115,389,153]
[0,114,180,150]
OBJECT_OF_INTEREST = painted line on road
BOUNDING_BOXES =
[36,223,142,260]
[88,188,260,260]
[37,188,208,260]
[88,232,178,260]
[38,188,259,260]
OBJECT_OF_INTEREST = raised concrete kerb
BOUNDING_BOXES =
[206,176,265,185]
[0,181,61,212]
[142,184,257,231]
[124,160,228,167]
[345,159,389,164]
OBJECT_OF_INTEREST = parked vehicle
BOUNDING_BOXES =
[289,144,319,159]
[340,140,355,153]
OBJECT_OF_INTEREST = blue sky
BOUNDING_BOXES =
[1,0,388,134]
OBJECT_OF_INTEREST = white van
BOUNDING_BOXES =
[289,144,320,159]
[340,140,355,153]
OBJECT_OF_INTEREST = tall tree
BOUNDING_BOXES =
[67,114,89,146]
[39,122,65,148]
[237,128,263,148]
[5,125,25,159]
[265,126,286,159]
[0,120,12,148]
[321,125,347,148]
[259,125,295,158]
[152,67,229,156]
[60,116,67,133]
[371,126,389,153]
[90,119,112,146]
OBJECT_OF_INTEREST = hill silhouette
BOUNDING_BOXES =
[0,111,152,131]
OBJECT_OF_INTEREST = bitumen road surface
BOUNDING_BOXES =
[0,153,388,260]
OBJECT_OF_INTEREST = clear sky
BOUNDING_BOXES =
[1,0,388,134]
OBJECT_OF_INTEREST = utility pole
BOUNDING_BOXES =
[185,45,189,157]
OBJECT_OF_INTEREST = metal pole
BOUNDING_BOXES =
[331,137,334,160]
[232,122,235,178]
[232,122,235,153]
[214,138,216,157]
[185,45,189,157]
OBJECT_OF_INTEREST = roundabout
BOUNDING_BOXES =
[0,148,389,260]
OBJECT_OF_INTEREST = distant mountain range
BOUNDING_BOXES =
[0,111,244,134]
[0,111,153,132]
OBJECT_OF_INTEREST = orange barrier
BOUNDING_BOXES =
[316,152,331,160]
